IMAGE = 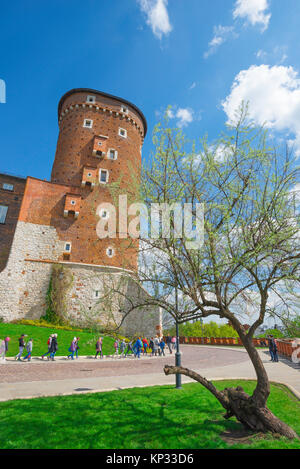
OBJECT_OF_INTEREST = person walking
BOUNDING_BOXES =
[15,334,26,361]
[142,337,149,355]
[134,337,143,359]
[68,337,77,360]
[166,335,172,354]
[153,336,160,356]
[42,335,53,360]
[159,338,166,356]
[149,337,155,356]
[95,337,103,359]
[0,337,10,361]
[268,335,275,361]
[114,339,119,356]
[23,338,33,361]
[269,335,279,362]
[119,339,126,357]
[49,333,58,360]
[171,336,176,350]
[124,340,134,357]
[75,337,80,359]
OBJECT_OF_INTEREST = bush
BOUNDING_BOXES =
[257,328,285,339]
[165,321,238,338]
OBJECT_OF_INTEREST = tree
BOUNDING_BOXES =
[107,105,300,438]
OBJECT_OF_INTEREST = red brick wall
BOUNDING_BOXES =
[0,174,26,271]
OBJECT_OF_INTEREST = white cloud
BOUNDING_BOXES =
[233,0,271,31]
[222,64,300,157]
[176,108,193,127]
[189,82,197,90]
[204,25,237,58]
[137,0,172,39]
[255,46,288,64]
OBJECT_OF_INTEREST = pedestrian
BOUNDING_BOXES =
[166,335,172,354]
[15,334,26,361]
[268,335,275,361]
[159,338,166,356]
[95,337,103,359]
[154,336,160,356]
[68,337,77,360]
[120,339,126,357]
[134,337,143,359]
[49,333,58,360]
[124,340,134,357]
[149,337,155,356]
[114,339,119,356]
[23,338,33,361]
[0,337,10,361]
[171,336,176,350]
[269,335,279,362]
[42,335,53,360]
[75,337,80,359]
[142,337,149,355]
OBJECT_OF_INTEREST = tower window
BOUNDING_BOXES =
[86,95,96,104]
[83,119,93,128]
[106,247,114,257]
[121,106,128,114]
[118,128,127,138]
[99,169,109,184]
[0,205,8,224]
[70,200,76,205]
[64,242,72,252]
[108,149,118,160]
[3,183,14,191]
[100,209,109,219]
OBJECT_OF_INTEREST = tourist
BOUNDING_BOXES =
[166,335,172,354]
[49,333,58,360]
[75,337,80,359]
[134,337,143,359]
[269,335,279,363]
[0,337,10,361]
[15,334,26,361]
[154,336,160,356]
[114,339,119,356]
[159,338,166,356]
[119,339,126,357]
[68,337,77,360]
[95,337,103,359]
[23,338,33,361]
[42,335,53,360]
[124,340,134,357]
[142,337,149,355]
[171,336,176,350]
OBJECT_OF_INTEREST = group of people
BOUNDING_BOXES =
[111,335,177,359]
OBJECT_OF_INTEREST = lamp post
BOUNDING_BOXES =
[175,285,182,389]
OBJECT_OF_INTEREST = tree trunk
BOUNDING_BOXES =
[164,365,298,440]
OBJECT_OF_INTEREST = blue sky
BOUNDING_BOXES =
[1,0,300,185]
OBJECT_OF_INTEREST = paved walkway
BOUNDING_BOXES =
[0,345,299,401]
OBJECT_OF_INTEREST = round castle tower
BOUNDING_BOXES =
[51,88,147,272]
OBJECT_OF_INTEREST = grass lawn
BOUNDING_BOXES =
[0,323,116,357]
[0,380,299,449]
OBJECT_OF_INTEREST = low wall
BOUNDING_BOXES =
[177,336,267,347]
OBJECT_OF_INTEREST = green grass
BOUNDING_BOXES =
[0,323,116,357]
[0,381,299,449]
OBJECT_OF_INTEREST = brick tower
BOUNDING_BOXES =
[0,89,162,335]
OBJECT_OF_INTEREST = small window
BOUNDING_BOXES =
[3,183,14,191]
[0,205,8,224]
[99,169,109,184]
[106,247,114,257]
[118,128,127,138]
[83,119,93,128]
[64,242,72,252]
[121,106,128,114]
[97,141,103,146]
[70,200,76,205]
[87,172,92,177]
[100,209,109,219]
[108,149,117,160]
[94,290,101,299]
[87,95,96,103]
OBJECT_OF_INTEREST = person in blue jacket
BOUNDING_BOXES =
[159,338,166,356]
[134,337,143,359]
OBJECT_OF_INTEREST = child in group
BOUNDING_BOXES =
[23,338,33,361]
[42,335,53,360]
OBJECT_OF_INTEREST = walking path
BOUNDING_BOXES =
[0,345,298,401]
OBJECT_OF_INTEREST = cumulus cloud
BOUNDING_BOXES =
[233,0,271,31]
[204,25,238,58]
[137,0,172,39]
[222,64,300,157]
[175,108,194,127]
